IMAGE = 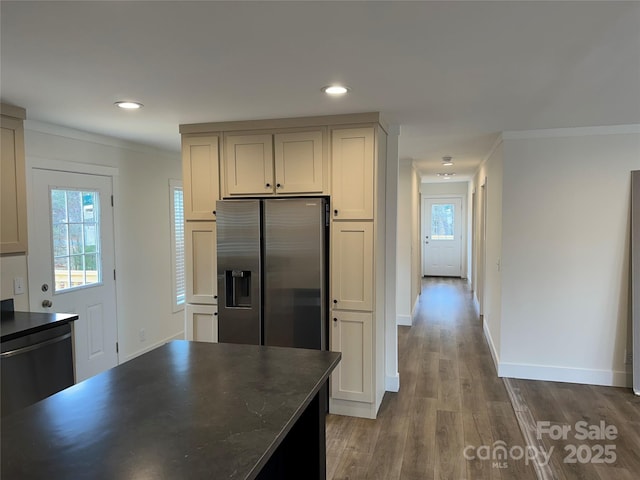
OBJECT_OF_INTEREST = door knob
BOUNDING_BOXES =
[42,299,52,308]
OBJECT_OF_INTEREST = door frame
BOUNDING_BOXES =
[26,156,120,359]
[421,193,467,278]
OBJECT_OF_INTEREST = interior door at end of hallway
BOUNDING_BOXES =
[422,197,463,277]
[29,169,118,383]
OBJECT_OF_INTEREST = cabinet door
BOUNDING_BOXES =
[331,127,374,220]
[182,135,220,220]
[274,130,324,194]
[185,304,218,342]
[330,310,373,402]
[331,222,373,311]
[1,116,27,254]
[185,221,217,304]
[224,133,274,196]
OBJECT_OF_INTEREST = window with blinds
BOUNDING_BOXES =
[170,180,185,311]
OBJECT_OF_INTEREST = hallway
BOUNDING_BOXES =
[326,277,536,479]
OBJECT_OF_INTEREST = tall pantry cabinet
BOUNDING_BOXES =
[179,113,388,419]
[182,135,219,342]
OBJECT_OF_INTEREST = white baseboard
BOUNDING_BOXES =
[386,373,400,392]
[498,362,633,388]
[397,314,412,327]
[473,295,480,318]
[483,320,500,371]
[121,331,185,364]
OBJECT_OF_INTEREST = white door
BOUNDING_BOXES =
[422,197,462,277]
[29,169,118,382]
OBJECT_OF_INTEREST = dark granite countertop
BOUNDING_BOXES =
[0,310,79,342]
[1,340,341,480]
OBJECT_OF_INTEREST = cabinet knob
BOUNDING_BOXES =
[214,295,218,299]
[214,312,218,316]
[276,183,282,189]
[334,209,338,216]
[333,299,338,304]
[266,183,271,188]
[333,317,338,323]
[212,210,216,215]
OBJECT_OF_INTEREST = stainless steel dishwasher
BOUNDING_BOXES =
[1,322,74,417]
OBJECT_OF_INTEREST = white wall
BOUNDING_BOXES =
[0,255,29,310]
[471,139,504,365]
[420,181,468,196]
[385,126,400,392]
[396,159,413,326]
[23,121,183,362]
[499,127,640,386]
[410,163,421,312]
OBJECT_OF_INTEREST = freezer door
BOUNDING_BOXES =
[216,200,262,345]
[263,198,327,349]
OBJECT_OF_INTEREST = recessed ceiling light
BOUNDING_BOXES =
[115,101,143,110]
[437,172,456,178]
[322,85,349,95]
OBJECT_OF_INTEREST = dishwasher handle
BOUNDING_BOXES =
[1,332,72,359]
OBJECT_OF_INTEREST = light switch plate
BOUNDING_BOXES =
[13,277,25,295]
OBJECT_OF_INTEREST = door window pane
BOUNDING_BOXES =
[51,189,102,292]
[431,204,455,240]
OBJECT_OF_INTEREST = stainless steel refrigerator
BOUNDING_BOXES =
[216,198,328,350]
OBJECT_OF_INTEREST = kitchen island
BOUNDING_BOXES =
[1,340,341,480]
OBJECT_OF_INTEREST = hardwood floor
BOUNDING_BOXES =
[326,277,640,480]
[326,277,537,479]
[508,378,640,480]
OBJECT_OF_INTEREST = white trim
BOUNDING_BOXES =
[473,294,480,318]
[483,319,500,371]
[411,294,419,319]
[385,373,400,392]
[497,362,632,388]
[26,119,180,156]
[502,124,640,140]
[121,331,185,364]
[28,155,119,177]
[483,134,504,166]
[397,314,412,327]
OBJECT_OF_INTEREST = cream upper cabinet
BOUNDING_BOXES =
[1,109,27,255]
[331,221,373,311]
[222,130,326,197]
[182,135,220,220]
[274,130,324,194]
[331,127,374,220]
[185,304,218,342]
[185,221,217,305]
[223,133,274,196]
[330,310,373,402]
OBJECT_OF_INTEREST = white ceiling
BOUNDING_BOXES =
[2,1,639,182]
